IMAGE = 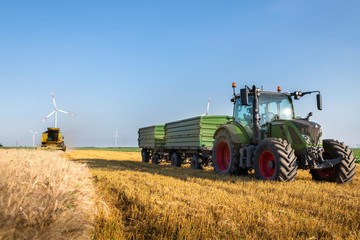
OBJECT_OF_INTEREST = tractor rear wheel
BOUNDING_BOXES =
[310,140,356,183]
[151,152,160,164]
[212,129,243,175]
[190,155,203,170]
[141,149,150,163]
[254,138,297,181]
[170,152,181,167]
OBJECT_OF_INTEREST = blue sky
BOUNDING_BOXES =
[0,0,359,147]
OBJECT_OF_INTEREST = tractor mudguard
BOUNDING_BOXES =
[214,123,251,145]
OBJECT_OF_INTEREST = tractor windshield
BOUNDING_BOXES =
[258,93,294,125]
[234,93,294,130]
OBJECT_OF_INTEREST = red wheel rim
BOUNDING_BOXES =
[217,141,230,172]
[317,151,335,179]
[259,150,275,179]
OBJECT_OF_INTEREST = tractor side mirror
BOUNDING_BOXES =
[316,94,322,110]
[240,88,248,105]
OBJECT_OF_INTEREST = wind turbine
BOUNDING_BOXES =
[113,129,120,148]
[201,96,211,116]
[41,90,75,128]
[29,130,39,147]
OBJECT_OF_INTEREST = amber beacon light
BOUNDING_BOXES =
[277,86,281,92]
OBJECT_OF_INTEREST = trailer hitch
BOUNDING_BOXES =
[313,156,342,169]
[306,146,343,169]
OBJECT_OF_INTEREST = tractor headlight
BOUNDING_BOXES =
[302,134,312,145]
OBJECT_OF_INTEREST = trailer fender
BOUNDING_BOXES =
[213,124,251,145]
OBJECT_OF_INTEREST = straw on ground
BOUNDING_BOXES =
[68,150,360,240]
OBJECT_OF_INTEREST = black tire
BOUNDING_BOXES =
[190,155,203,170]
[254,138,297,181]
[170,152,181,167]
[310,140,356,183]
[151,152,160,164]
[141,149,150,163]
[212,129,242,175]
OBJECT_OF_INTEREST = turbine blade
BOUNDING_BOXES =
[29,130,34,134]
[58,109,76,116]
[41,110,55,122]
[51,90,57,108]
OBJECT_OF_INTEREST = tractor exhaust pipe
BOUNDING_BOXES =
[252,85,261,144]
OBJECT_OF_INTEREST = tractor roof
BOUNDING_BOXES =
[234,91,291,99]
[47,127,60,131]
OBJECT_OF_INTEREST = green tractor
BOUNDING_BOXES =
[212,84,356,183]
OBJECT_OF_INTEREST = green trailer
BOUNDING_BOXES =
[139,116,231,168]
[138,125,165,149]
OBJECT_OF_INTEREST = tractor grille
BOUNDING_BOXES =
[291,119,322,145]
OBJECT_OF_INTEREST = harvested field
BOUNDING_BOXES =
[0,149,95,240]
[68,150,360,240]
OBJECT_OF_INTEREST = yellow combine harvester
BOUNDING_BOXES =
[36,128,67,151]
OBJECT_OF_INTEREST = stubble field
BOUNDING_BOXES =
[67,150,360,240]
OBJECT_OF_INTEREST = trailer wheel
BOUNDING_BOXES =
[202,156,211,167]
[151,152,160,164]
[212,129,240,174]
[170,152,181,167]
[190,155,203,170]
[141,149,150,163]
[310,140,356,183]
[254,138,297,181]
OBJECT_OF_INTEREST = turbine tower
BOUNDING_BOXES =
[29,130,39,147]
[206,96,211,116]
[42,90,75,128]
[201,96,211,116]
[113,129,120,148]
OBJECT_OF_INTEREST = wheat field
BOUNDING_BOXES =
[67,150,360,240]
[0,149,95,240]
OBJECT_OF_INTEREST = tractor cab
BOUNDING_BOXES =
[233,92,295,138]
[43,128,62,143]
[232,85,322,147]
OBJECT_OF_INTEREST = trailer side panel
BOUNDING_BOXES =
[138,125,165,148]
[165,116,232,149]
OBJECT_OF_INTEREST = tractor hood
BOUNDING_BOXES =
[290,119,322,145]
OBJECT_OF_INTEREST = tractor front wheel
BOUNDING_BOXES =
[254,138,297,181]
[310,140,356,183]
